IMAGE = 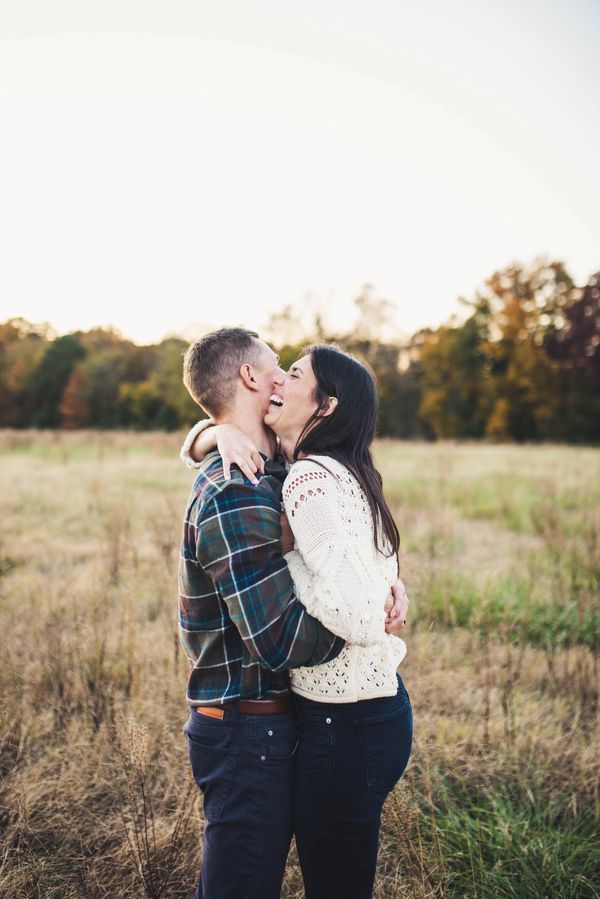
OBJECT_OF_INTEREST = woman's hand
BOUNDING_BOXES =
[216,425,265,484]
[279,510,295,554]
[385,578,409,634]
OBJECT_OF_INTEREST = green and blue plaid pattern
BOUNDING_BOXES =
[179,451,344,706]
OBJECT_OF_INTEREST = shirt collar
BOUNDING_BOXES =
[261,453,288,483]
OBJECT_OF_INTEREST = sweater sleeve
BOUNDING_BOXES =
[282,460,391,647]
[180,419,215,469]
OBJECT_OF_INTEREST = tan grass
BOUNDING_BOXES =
[0,432,598,897]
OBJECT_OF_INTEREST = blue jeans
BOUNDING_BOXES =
[184,705,300,899]
[293,675,413,899]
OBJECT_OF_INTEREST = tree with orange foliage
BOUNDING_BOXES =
[59,366,89,428]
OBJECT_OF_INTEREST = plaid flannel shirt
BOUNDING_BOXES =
[179,451,344,705]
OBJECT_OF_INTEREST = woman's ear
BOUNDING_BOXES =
[239,363,258,390]
[321,396,338,417]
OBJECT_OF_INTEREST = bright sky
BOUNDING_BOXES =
[1,1,599,344]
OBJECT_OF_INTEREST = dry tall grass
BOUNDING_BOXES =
[0,431,598,898]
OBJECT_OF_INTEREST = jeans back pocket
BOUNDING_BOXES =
[184,713,239,820]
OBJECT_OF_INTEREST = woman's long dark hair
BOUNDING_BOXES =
[294,344,400,558]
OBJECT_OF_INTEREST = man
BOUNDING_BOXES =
[179,328,407,899]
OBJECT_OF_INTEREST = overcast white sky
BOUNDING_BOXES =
[1,0,599,344]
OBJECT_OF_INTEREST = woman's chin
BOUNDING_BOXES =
[264,407,281,430]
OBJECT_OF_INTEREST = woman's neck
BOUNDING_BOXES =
[277,427,313,462]
[277,435,295,462]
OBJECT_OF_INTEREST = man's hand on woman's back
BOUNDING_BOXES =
[385,579,409,634]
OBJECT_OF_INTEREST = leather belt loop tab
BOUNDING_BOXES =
[195,707,225,720]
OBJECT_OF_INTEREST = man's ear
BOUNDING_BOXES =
[239,363,258,391]
[321,396,338,417]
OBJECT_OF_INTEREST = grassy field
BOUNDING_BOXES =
[0,431,599,898]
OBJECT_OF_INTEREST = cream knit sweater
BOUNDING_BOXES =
[282,456,406,703]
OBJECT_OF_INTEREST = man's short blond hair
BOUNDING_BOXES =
[182,327,261,417]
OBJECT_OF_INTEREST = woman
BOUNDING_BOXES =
[185,344,412,899]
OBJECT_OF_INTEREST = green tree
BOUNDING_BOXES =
[0,320,48,426]
[418,301,492,438]
[147,339,199,429]
[29,335,86,428]
[117,381,165,429]
[77,348,131,428]
[543,270,600,441]
[482,259,574,440]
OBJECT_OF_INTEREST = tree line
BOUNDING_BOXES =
[1,258,599,442]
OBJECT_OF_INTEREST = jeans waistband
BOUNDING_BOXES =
[294,675,407,719]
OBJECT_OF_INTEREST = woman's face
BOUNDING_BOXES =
[263,353,320,442]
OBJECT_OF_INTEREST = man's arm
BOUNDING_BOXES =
[194,479,345,672]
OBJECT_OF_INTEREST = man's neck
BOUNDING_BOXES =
[215,408,277,458]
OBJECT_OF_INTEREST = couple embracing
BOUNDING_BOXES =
[178,328,412,899]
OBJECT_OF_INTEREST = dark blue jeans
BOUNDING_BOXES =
[293,676,413,899]
[184,705,300,899]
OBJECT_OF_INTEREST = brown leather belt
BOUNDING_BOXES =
[195,696,293,719]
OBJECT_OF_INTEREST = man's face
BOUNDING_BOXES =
[250,340,285,417]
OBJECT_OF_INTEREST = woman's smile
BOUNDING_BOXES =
[264,355,320,444]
